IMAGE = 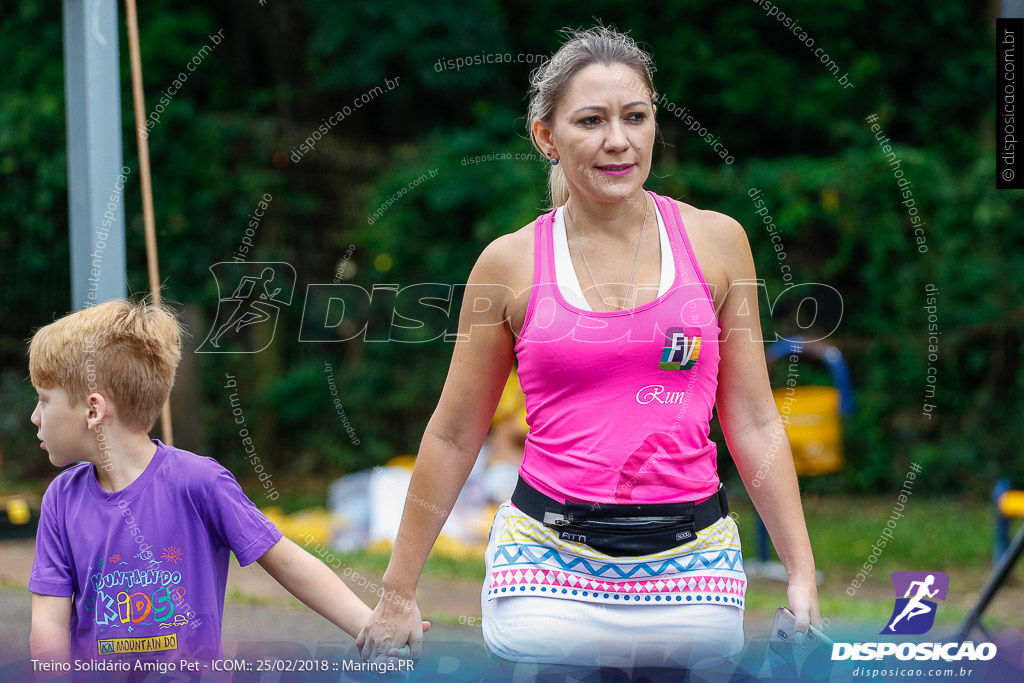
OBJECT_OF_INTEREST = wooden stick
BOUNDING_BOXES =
[125,0,174,445]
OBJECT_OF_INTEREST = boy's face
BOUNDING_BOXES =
[30,386,92,467]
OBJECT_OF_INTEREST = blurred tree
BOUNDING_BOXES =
[0,0,1018,495]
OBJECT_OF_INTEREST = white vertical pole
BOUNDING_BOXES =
[62,0,127,311]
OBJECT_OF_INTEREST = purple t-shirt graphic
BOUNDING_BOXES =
[29,439,282,665]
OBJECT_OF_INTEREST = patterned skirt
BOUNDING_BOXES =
[480,501,747,665]
[483,501,747,607]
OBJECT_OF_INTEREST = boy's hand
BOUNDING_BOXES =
[381,621,432,659]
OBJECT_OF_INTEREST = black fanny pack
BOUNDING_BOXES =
[511,476,729,557]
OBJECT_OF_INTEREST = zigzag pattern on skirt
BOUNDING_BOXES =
[485,504,747,607]
[492,544,744,578]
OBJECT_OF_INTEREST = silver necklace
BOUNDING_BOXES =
[565,191,649,311]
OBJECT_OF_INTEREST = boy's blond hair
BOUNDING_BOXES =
[28,298,183,432]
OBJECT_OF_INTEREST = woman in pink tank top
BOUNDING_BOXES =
[514,189,723,507]
[359,26,822,670]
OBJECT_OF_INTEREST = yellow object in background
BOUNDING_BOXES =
[432,534,487,561]
[998,490,1024,518]
[261,504,488,561]
[261,506,334,547]
[5,497,31,525]
[773,386,844,476]
[493,370,528,432]
[384,455,417,470]
[364,531,487,561]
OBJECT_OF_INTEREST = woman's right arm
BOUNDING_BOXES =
[356,235,520,661]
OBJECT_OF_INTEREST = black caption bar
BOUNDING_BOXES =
[997,18,1023,189]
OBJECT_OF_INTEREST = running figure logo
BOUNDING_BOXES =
[197,262,296,353]
[660,326,701,370]
[881,571,949,635]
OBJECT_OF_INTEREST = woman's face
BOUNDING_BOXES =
[536,62,656,206]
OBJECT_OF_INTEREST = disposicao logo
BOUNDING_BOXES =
[883,571,948,635]
[831,571,997,662]
[197,263,296,353]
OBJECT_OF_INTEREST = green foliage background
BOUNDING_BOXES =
[1,1,1020,497]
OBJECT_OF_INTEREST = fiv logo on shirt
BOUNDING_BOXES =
[660,327,701,370]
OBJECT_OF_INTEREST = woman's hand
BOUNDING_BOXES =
[355,588,430,662]
[786,574,822,645]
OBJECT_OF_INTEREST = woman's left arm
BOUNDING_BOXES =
[707,211,822,639]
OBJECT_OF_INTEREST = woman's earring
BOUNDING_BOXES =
[549,154,559,166]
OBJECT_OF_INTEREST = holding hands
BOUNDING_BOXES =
[356,586,430,662]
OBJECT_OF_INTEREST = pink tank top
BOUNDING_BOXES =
[514,190,722,505]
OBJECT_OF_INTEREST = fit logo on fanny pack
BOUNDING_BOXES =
[660,327,701,370]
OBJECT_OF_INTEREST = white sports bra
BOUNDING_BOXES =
[551,200,674,311]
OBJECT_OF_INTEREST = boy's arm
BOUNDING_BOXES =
[30,594,71,664]
[204,468,428,647]
[256,537,374,639]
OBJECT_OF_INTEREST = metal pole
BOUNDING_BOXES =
[62,0,127,311]
[959,520,1024,638]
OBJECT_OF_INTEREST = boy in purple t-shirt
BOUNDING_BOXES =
[27,299,428,674]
